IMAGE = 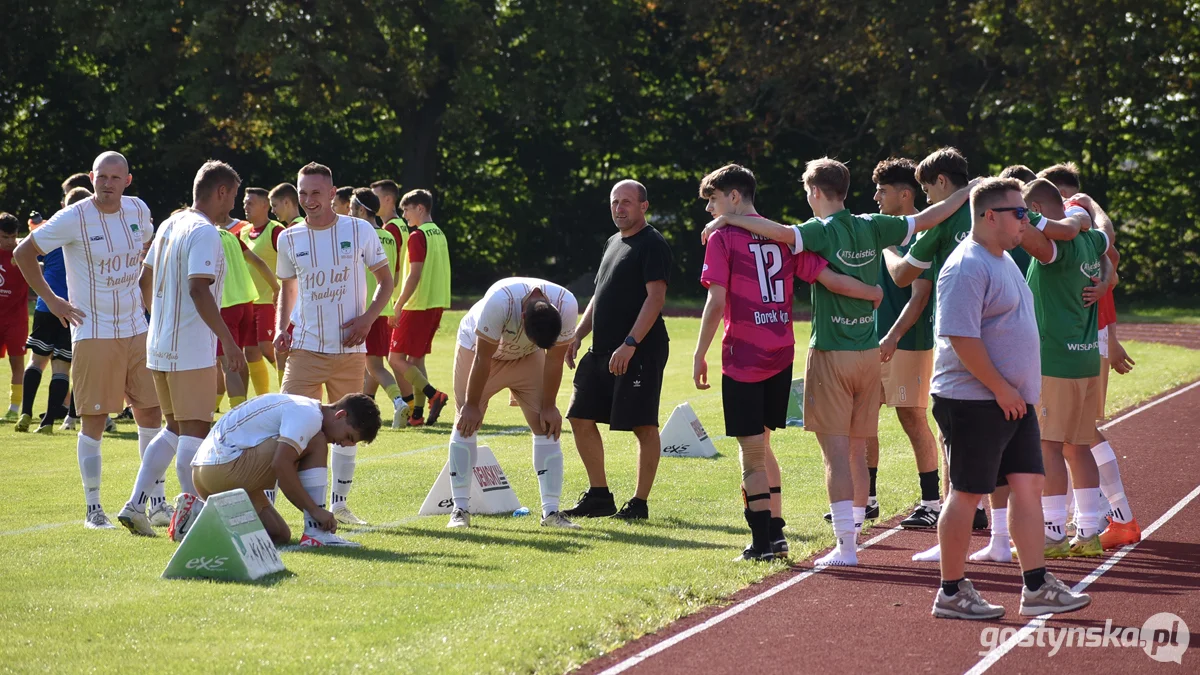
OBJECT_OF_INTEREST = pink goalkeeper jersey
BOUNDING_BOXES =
[701,220,828,382]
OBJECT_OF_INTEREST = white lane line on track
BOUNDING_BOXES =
[596,525,905,675]
[599,378,1200,675]
[0,521,76,536]
[964,483,1200,674]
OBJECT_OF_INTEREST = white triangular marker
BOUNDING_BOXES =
[659,403,718,458]
[418,446,524,515]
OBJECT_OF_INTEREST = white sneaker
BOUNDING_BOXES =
[299,531,361,547]
[540,511,581,529]
[332,504,368,526]
[392,402,411,430]
[60,416,78,431]
[169,493,200,542]
[147,500,174,527]
[447,508,471,528]
[117,503,157,537]
[104,417,116,433]
[1020,572,1092,616]
[85,509,116,529]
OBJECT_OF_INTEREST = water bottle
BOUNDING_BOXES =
[513,507,531,517]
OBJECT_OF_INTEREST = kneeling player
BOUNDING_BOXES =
[446,277,577,529]
[693,164,884,561]
[185,392,382,546]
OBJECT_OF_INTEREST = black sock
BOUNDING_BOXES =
[919,470,940,502]
[770,516,786,541]
[422,384,437,399]
[1023,567,1047,592]
[21,367,42,416]
[746,508,772,552]
[42,374,70,426]
[942,578,965,597]
[868,467,878,498]
[589,486,611,497]
[629,497,647,506]
[412,406,424,418]
[402,394,414,403]
[67,392,77,419]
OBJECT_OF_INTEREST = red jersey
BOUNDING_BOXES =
[0,249,32,319]
[701,222,827,382]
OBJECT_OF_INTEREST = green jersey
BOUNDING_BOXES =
[1026,229,1110,379]
[218,229,259,308]
[367,227,400,317]
[875,242,935,351]
[795,209,915,351]
[905,202,971,280]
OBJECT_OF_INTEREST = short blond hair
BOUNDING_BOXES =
[802,157,850,200]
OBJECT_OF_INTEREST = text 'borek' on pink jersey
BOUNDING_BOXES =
[701,225,827,383]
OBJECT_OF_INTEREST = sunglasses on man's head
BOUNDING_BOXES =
[980,206,1030,220]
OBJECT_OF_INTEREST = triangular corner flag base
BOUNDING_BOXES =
[786,377,805,428]
[162,489,285,582]
[419,446,524,516]
[660,402,718,458]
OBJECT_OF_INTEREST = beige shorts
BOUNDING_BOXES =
[281,350,366,402]
[1037,375,1102,446]
[880,349,933,408]
[152,367,218,422]
[804,348,881,438]
[193,440,277,511]
[72,336,158,415]
[452,345,544,423]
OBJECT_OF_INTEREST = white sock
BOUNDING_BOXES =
[912,544,941,562]
[1042,494,1068,539]
[448,429,478,511]
[532,435,564,516]
[852,505,866,534]
[137,426,170,506]
[1073,488,1103,538]
[969,507,1012,562]
[127,429,178,513]
[330,444,356,509]
[867,495,878,507]
[175,435,202,496]
[920,499,942,511]
[77,433,103,513]
[8,404,18,413]
[265,483,277,506]
[817,500,858,566]
[299,467,327,534]
[1092,441,1133,523]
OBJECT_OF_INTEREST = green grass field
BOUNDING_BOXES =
[3,314,1200,673]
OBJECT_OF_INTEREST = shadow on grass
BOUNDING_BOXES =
[289,545,501,570]
[377,525,594,554]
[164,569,298,586]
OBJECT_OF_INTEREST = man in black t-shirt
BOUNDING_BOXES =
[564,179,672,521]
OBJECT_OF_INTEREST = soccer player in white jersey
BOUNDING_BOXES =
[115,161,249,537]
[191,392,381,546]
[274,163,393,526]
[447,277,579,529]
[13,152,162,529]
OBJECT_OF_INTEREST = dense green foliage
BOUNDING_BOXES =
[2,0,1197,296]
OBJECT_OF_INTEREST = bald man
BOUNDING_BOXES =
[13,152,163,529]
[563,179,672,521]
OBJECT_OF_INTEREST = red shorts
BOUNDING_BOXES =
[366,317,391,357]
[252,304,275,344]
[217,303,254,356]
[389,308,444,357]
[0,318,29,358]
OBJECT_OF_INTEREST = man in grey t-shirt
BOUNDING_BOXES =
[926,177,1090,621]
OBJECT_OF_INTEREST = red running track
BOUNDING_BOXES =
[580,382,1200,674]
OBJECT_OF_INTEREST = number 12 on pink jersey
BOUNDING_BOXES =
[748,243,785,304]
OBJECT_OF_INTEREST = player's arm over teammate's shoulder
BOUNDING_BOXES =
[813,265,883,307]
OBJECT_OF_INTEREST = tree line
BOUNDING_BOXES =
[2,0,1196,298]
